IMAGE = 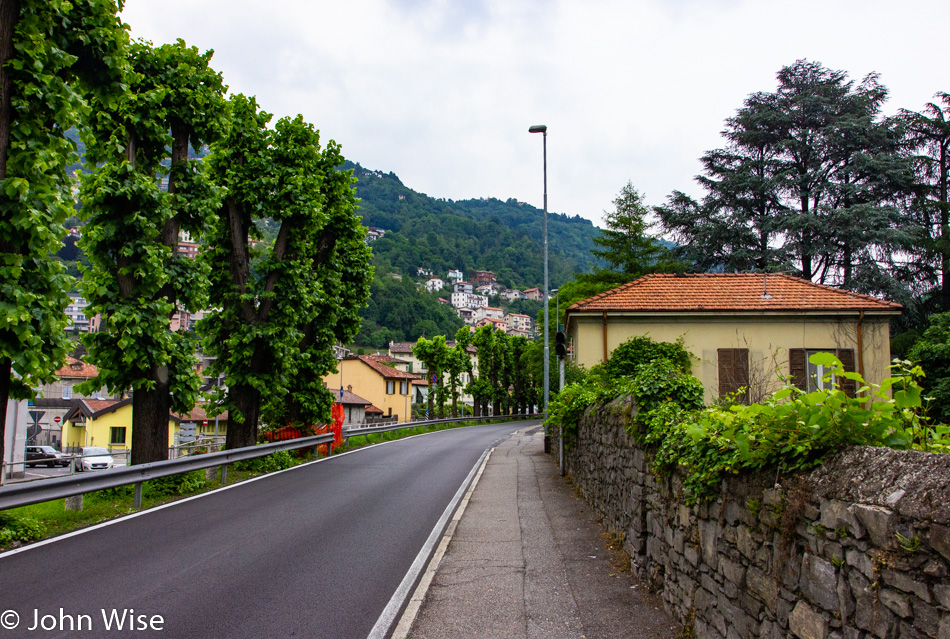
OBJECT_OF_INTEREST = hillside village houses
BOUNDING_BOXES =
[425,277,444,293]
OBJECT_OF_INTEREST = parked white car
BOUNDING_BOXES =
[73,447,114,472]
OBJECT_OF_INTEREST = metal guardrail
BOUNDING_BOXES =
[0,413,541,512]
[342,412,540,438]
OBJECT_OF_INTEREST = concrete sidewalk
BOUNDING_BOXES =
[395,426,677,639]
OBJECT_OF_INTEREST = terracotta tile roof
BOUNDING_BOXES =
[388,342,415,354]
[354,355,422,380]
[55,357,98,379]
[172,405,229,423]
[567,273,903,314]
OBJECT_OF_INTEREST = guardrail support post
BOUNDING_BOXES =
[134,483,143,509]
[220,465,227,484]
[65,494,83,511]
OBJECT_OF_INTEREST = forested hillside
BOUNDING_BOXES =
[347,161,601,289]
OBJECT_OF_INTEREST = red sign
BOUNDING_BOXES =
[203,419,208,426]
[53,416,61,424]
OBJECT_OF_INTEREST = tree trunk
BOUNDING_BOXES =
[0,358,10,476]
[227,383,261,449]
[0,3,19,469]
[940,142,949,311]
[0,0,18,181]
[130,371,171,465]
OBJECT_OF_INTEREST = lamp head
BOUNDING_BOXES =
[528,124,547,134]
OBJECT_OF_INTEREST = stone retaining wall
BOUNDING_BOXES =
[560,396,950,639]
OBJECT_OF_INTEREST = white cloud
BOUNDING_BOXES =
[121,0,950,226]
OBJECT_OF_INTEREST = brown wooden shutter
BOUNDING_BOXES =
[837,349,856,397]
[718,348,750,404]
[789,348,807,391]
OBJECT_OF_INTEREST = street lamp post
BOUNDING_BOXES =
[528,124,549,420]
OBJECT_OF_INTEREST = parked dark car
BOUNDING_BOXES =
[25,445,70,468]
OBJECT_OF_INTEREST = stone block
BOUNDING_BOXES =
[736,524,756,560]
[932,525,950,563]
[747,567,779,607]
[850,504,897,549]
[837,572,855,621]
[719,555,746,587]
[939,615,950,639]
[878,587,911,618]
[854,585,897,638]
[935,583,950,609]
[925,558,948,578]
[801,552,840,612]
[789,600,829,639]
[882,568,931,603]
[699,519,721,568]
[913,600,940,636]
[846,549,875,580]
[684,544,700,567]
[821,499,865,538]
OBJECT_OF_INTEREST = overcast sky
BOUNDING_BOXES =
[121,0,948,228]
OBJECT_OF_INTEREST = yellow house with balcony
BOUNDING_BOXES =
[62,399,229,452]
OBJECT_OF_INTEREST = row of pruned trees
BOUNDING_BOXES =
[413,326,541,419]
[0,1,372,466]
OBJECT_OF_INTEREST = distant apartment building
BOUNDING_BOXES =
[474,306,504,323]
[476,317,507,331]
[472,270,496,286]
[417,267,433,277]
[177,241,200,259]
[451,292,489,310]
[446,269,464,283]
[453,281,474,295]
[425,278,445,293]
[501,288,526,302]
[505,313,533,333]
[365,227,386,242]
[65,295,92,333]
[475,283,503,297]
[523,287,543,301]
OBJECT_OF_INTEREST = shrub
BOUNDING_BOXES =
[233,450,295,473]
[0,512,47,546]
[908,313,950,424]
[604,335,692,379]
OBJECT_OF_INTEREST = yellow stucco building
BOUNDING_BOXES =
[322,355,423,421]
[62,399,228,452]
[565,273,902,404]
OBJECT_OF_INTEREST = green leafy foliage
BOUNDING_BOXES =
[0,512,47,546]
[550,349,948,503]
[908,312,950,423]
[200,95,373,447]
[604,336,693,380]
[233,450,295,474]
[653,354,949,501]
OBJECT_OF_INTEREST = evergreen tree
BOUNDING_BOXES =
[590,182,670,278]
[900,93,950,311]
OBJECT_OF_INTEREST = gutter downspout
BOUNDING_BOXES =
[857,310,865,381]
[602,312,608,364]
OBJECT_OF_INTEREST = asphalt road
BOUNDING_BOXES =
[0,421,532,638]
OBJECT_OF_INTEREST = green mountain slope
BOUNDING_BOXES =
[347,161,601,289]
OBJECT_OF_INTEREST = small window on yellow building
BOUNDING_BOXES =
[110,427,127,445]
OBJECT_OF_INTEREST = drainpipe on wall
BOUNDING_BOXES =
[857,311,865,381]
[602,312,608,363]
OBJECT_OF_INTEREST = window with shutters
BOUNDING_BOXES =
[386,380,395,394]
[717,348,749,404]
[789,348,856,396]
